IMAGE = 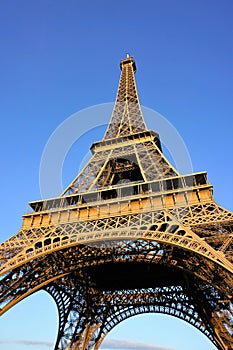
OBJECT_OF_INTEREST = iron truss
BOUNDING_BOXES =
[0,56,232,349]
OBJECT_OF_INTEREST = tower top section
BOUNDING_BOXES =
[120,55,136,72]
[104,55,147,139]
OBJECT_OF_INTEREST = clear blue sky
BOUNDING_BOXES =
[0,1,232,349]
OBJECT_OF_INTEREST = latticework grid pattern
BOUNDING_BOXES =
[0,56,232,350]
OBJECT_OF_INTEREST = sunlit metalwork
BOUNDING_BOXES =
[0,56,232,349]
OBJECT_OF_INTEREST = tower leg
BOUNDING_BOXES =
[46,280,105,350]
[67,324,101,350]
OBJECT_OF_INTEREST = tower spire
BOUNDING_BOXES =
[104,55,147,139]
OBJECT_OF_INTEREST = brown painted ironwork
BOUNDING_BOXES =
[0,56,232,350]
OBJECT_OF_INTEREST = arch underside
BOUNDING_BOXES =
[47,283,220,350]
[40,240,233,350]
[0,238,232,349]
[2,207,233,277]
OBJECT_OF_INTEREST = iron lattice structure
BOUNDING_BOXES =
[0,56,233,350]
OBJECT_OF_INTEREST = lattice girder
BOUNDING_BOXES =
[1,198,232,266]
[0,236,233,349]
[43,254,232,350]
[1,55,233,350]
[48,285,220,349]
[61,131,178,196]
[1,209,232,277]
[104,56,147,139]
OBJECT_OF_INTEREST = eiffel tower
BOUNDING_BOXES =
[0,55,233,350]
